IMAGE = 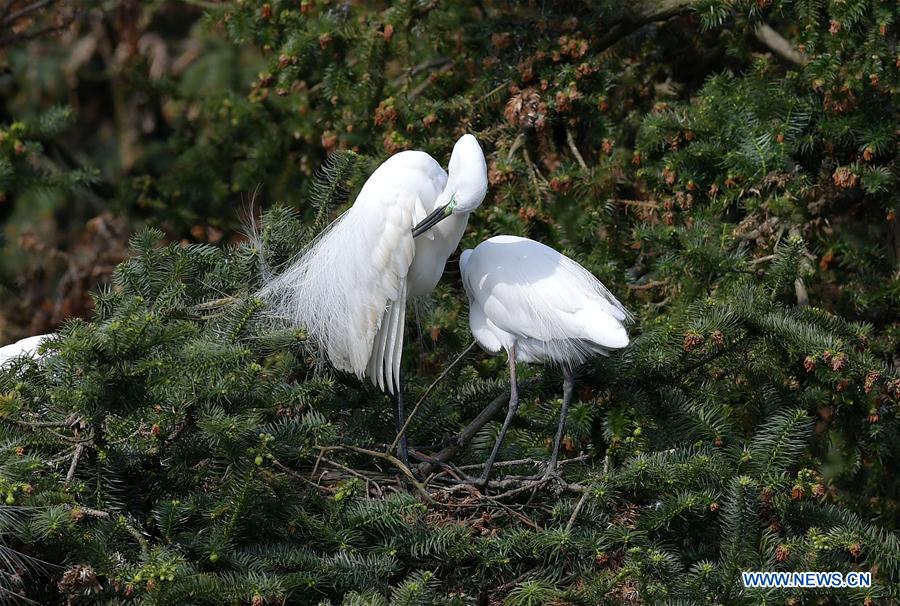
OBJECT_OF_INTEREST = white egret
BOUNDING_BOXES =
[259,134,488,465]
[459,235,631,485]
[0,334,52,367]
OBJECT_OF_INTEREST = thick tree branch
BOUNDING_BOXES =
[596,0,700,49]
[417,390,510,476]
[754,24,807,66]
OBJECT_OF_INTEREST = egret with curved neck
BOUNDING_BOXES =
[259,134,488,466]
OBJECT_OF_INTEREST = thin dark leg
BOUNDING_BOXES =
[545,366,575,477]
[393,367,410,468]
[477,344,518,486]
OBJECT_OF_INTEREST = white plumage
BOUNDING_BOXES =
[459,235,631,484]
[461,235,630,364]
[258,134,488,464]
[259,135,486,393]
[0,334,52,367]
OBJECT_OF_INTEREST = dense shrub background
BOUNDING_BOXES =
[0,1,897,604]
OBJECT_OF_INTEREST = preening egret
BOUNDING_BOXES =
[259,134,488,465]
[460,235,631,484]
[0,334,52,367]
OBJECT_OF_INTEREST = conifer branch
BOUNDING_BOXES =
[66,506,149,557]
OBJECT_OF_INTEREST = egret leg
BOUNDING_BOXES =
[477,344,518,486]
[393,368,410,468]
[545,366,575,478]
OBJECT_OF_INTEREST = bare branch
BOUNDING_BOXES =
[65,444,84,484]
[2,0,53,25]
[67,506,149,557]
[754,23,808,66]
[416,389,510,476]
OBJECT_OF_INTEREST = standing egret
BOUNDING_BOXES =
[0,334,52,367]
[459,235,631,485]
[259,134,488,466]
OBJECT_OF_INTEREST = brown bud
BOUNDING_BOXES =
[803,356,816,373]
[683,332,704,352]
[864,370,880,393]
[829,352,847,372]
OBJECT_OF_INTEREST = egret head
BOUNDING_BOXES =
[412,134,487,237]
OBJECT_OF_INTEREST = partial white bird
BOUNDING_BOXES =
[460,235,631,484]
[259,134,488,465]
[0,334,52,367]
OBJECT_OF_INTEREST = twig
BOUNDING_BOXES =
[492,475,587,499]
[408,61,454,100]
[627,280,667,290]
[271,458,336,494]
[789,225,810,307]
[319,456,384,498]
[478,80,509,106]
[322,445,434,503]
[388,340,477,454]
[750,254,775,265]
[69,506,149,557]
[65,444,84,484]
[0,17,75,47]
[451,453,590,472]
[4,416,81,428]
[565,491,589,533]
[46,446,77,466]
[391,57,452,86]
[484,495,541,530]
[431,484,541,529]
[310,447,325,480]
[522,146,545,204]
[193,296,236,311]
[2,0,52,25]
[506,133,525,163]
[565,128,589,171]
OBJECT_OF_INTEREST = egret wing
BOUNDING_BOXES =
[463,236,630,350]
[0,334,52,366]
[259,150,445,393]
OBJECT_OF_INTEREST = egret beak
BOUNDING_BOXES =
[412,197,456,238]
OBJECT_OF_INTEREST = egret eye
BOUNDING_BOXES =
[445,195,457,215]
